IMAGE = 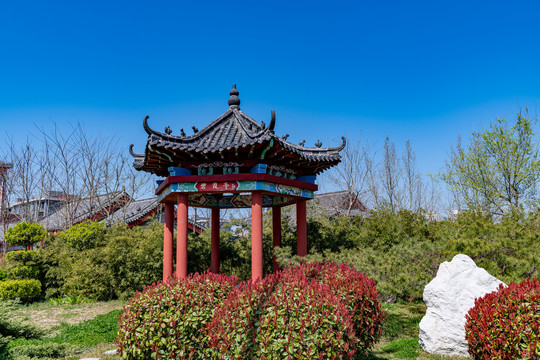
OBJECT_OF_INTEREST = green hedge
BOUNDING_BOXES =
[0,280,41,301]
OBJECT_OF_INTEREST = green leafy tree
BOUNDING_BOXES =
[441,110,540,215]
[57,221,105,250]
[5,222,46,248]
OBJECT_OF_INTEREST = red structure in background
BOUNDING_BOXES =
[0,161,13,256]
[130,85,345,280]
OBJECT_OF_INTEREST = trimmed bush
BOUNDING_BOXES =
[5,222,45,248]
[207,274,282,359]
[208,262,385,359]
[6,266,40,281]
[0,280,41,301]
[313,262,386,352]
[5,251,39,266]
[116,272,239,359]
[465,277,539,359]
[276,262,385,353]
[4,251,43,286]
[256,278,357,359]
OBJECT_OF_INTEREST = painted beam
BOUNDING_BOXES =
[157,181,315,204]
[155,173,318,194]
[168,167,191,176]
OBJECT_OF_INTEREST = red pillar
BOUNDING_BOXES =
[251,192,263,280]
[163,202,174,283]
[211,207,220,274]
[296,199,307,257]
[176,193,189,279]
[272,206,282,272]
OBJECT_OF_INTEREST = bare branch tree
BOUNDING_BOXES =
[325,136,375,215]
[402,140,423,212]
[380,136,402,211]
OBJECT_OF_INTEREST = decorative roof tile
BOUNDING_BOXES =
[104,197,159,226]
[130,85,345,177]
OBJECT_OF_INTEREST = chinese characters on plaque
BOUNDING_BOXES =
[195,181,239,192]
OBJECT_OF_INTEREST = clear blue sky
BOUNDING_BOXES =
[1,0,539,180]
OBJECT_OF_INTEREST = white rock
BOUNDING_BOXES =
[418,254,504,357]
[104,349,117,355]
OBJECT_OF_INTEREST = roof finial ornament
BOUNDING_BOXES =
[315,140,322,148]
[268,110,276,132]
[282,134,289,140]
[299,139,305,146]
[228,84,240,107]
[192,126,199,133]
[164,126,172,135]
[180,128,186,137]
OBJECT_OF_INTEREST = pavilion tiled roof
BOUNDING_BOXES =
[130,85,345,177]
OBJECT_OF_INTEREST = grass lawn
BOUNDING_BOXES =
[6,300,467,359]
[365,302,466,360]
[7,300,125,360]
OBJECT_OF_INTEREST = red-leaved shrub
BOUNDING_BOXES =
[115,272,238,360]
[255,277,358,359]
[284,262,386,352]
[465,277,539,359]
[207,274,279,358]
[207,261,385,359]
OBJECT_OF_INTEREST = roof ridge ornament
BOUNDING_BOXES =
[228,84,240,108]
[129,144,144,158]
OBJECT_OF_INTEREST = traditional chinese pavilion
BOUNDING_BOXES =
[130,85,345,280]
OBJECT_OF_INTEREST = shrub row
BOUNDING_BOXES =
[116,262,385,359]
[465,277,539,359]
[275,208,539,301]
[6,205,540,303]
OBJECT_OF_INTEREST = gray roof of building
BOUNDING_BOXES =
[103,197,159,226]
[39,191,129,231]
[0,161,13,169]
[313,190,368,216]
